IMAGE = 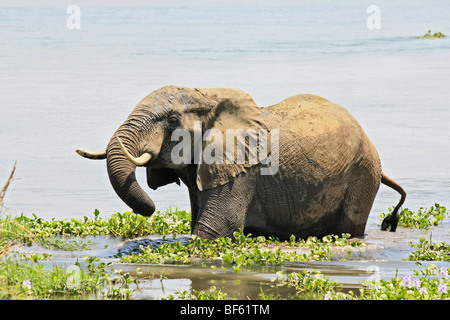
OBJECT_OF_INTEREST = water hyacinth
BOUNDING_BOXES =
[418,287,428,295]
[402,275,421,290]
[382,203,449,230]
[408,237,450,261]
[22,279,32,290]
[351,264,450,300]
[412,277,421,289]
[438,282,447,294]
[402,275,412,288]
[2,207,450,300]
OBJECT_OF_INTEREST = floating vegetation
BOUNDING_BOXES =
[355,264,450,300]
[0,215,135,300]
[0,255,135,300]
[418,30,446,39]
[1,204,450,300]
[166,286,232,300]
[120,231,366,268]
[167,264,450,300]
[4,208,191,243]
[408,236,450,261]
[380,203,448,229]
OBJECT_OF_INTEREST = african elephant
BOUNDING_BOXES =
[76,86,406,239]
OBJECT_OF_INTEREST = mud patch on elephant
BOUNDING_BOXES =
[117,235,191,256]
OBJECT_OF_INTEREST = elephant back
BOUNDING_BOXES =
[262,94,359,133]
[261,94,380,182]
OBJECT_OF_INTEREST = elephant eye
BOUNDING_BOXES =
[168,114,179,125]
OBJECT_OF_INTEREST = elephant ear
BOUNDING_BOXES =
[146,167,180,190]
[195,88,270,191]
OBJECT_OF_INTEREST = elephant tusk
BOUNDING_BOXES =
[76,149,107,160]
[116,137,152,166]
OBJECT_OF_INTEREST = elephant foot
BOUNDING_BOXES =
[192,226,221,240]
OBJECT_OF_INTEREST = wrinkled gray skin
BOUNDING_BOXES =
[77,86,406,240]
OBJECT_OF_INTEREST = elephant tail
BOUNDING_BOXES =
[380,173,406,232]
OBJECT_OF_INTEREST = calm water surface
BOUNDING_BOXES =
[1,1,449,220]
[1,0,450,299]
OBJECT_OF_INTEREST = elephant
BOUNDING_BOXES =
[76,86,406,240]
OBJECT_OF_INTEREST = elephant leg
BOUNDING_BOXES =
[336,172,381,236]
[192,172,256,239]
[188,189,200,233]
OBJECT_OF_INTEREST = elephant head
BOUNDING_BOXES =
[76,86,269,216]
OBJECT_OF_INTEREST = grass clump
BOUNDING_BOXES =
[381,203,448,229]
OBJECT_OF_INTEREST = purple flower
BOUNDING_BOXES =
[412,277,421,289]
[166,218,174,224]
[22,279,32,290]
[324,293,332,300]
[402,275,412,287]
[440,267,448,278]
[419,287,428,295]
[438,282,447,294]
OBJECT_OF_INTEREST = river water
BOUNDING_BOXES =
[1,0,450,299]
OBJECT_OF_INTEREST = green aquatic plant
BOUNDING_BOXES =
[3,208,191,243]
[408,236,450,261]
[165,264,450,300]
[167,269,340,300]
[381,204,448,229]
[12,212,110,238]
[39,237,95,251]
[418,30,446,39]
[3,212,450,300]
[120,231,366,267]
[274,269,341,300]
[0,255,136,300]
[145,208,191,236]
[272,264,450,300]
[3,205,450,300]
[165,286,232,300]
[0,214,138,300]
[356,264,450,300]
[107,211,149,238]
[107,209,190,237]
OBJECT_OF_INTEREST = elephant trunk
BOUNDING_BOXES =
[106,128,155,216]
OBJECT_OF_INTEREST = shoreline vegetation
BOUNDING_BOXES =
[1,204,449,300]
